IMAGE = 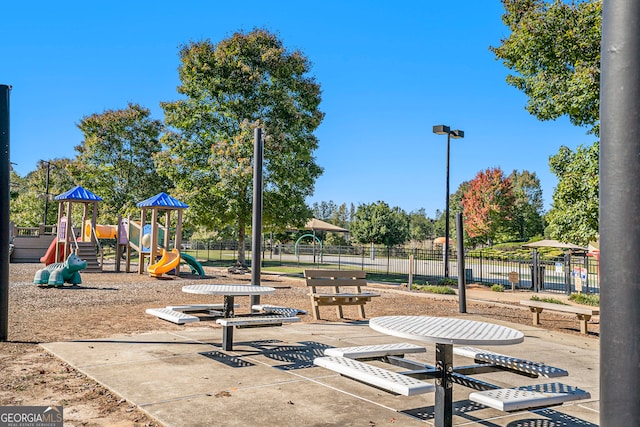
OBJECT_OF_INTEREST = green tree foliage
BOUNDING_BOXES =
[461,168,516,245]
[350,201,409,247]
[508,169,545,240]
[407,208,435,243]
[492,0,602,135]
[159,29,324,266]
[72,103,169,223]
[545,142,599,245]
[11,159,76,227]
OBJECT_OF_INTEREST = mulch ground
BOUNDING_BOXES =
[0,261,598,426]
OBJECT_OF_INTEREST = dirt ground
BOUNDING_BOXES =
[0,261,598,426]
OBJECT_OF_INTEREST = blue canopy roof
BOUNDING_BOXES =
[54,186,102,201]
[136,192,188,209]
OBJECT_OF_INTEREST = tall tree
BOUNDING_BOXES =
[491,0,602,135]
[509,169,545,240]
[461,168,516,245]
[72,103,169,223]
[159,29,324,266]
[10,158,76,227]
[546,142,599,245]
[350,201,409,247]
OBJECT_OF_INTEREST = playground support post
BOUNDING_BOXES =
[251,127,263,308]
[600,1,640,424]
[0,85,11,341]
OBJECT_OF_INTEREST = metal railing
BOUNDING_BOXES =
[182,241,600,294]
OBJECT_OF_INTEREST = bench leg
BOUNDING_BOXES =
[577,314,592,334]
[358,303,366,319]
[336,305,344,319]
[310,297,321,320]
[529,307,543,325]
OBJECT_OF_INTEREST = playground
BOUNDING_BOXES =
[13,186,206,285]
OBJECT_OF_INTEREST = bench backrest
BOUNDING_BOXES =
[304,269,367,292]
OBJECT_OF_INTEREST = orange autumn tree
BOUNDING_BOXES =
[461,167,516,246]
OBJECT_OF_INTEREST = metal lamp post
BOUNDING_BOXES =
[432,125,464,278]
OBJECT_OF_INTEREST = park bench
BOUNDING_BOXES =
[304,269,380,320]
[520,300,600,334]
[314,356,435,396]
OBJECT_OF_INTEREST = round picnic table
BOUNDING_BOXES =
[369,316,524,427]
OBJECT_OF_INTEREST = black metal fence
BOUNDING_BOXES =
[184,241,600,295]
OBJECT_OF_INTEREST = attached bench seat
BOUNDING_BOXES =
[520,300,600,334]
[145,308,200,324]
[324,343,426,359]
[304,269,380,320]
[251,304,307,316]
[147,304,241,324]
[453,346,568,378]
[469,382,591,412]
[216,315,300,328]
[314,356,435,396]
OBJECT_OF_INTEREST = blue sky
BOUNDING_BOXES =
[2,1,595,216]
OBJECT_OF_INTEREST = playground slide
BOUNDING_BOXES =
[40,238,58,265]
[180,252,205,276]
[148,248,181,277]
[40,238,72,265]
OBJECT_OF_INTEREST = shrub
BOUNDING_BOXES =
[569,293,600,306]
[415,285,456,295]
[491,284,504,292]
[530,295,567,305]
[437,278,458,287]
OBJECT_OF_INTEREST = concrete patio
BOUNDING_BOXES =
[42,315,600,426]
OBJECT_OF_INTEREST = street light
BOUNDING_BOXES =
[432,125,464,278]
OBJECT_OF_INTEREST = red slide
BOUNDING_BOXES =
[40,238,58,265]
[40,239,71,265]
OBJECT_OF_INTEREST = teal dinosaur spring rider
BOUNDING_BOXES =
[34,253,88,287]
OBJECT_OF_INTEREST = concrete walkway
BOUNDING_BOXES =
[42,310,600,426]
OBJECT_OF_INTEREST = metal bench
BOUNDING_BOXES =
[216,315,301,327]
[147,304,241,323]
[324,343,426,359]
[217,315,301,351]
[314,356,435,396]
[453,346,568,378]
[145,308,201,324]
[520,300,600,334]
[304,269,380,320]
[469,382,591,412]
[251,304,307,316]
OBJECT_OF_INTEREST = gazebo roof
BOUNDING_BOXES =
[54,185,102,202]
[136,192,188,209]
[304,218,348,232]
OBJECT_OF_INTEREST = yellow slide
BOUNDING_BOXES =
[148,248,181,277]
